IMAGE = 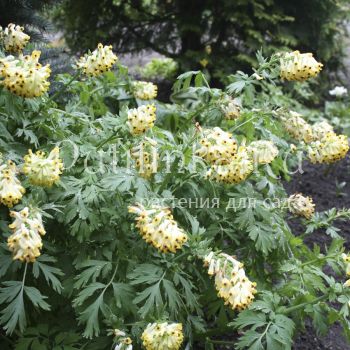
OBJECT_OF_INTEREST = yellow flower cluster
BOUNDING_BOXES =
[287,193,315,219]
[0,23,30,53]
[7,207,46,263]
[196,127,237,165]
[131,138,158,178]
[133,81,158,100]
[204,252,257,311]
[0,160,25,207]
[221,96,241,120]
[127,104,156,135]
[280,51,323,81]
[0,51,51,98]
[307,133,349,164]
[77,43,118,77]
[280,111,314,143]
[342,253,350,287]
[312,121,334,141]
[23,147,63,187]
[128,204,188,253]
[206,146,253,184]
[141,322,184,350]
[247,140,279,164]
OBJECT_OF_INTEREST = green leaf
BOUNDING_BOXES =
[32,255,64,293]
[23,287,50,310]
[0,281,26,334]
[78,293,106,338]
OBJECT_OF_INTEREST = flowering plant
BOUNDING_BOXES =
[0,27,350,350]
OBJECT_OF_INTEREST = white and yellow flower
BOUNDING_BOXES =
[128,204,187,253]
[133,81,158,100]
[0,51,51,98]
[206,146,253,184]
[196,127,237,165]
[280,51,323,81]
[131,138,158,178]
[312,121,334,141]
[7,207,46,263]
[23,147,63,187]
[221,96,241,120]
[247,140,278,164]
[77,43,118,76]
[280,111,314,143]
[307,133,349,164]
[204,252,257,311]
[127,104,156,135]
[141,322,184,350]
[0,23,30,53]
[287,193,315,219]
[0,160,25,207]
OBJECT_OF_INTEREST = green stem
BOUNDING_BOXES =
[284,295,327,314]
[35,72,80,117]
[22,262,28,287]
[96,135,120,150]
[232,115,257,131]
[49,72,81,104]
[299,253,339,268]
[208,339,236,345]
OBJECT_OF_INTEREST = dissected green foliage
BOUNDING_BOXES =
[0,39,350,350]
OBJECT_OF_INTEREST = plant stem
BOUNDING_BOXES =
[299,253,339,268]
[35,72,80,117]
[284,295,327,314]
[22,262,28,286]
[49,72,81,104]
[209,339,236,345]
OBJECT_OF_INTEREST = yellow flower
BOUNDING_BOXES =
[23,147,63,187]
[287,193,315,219]
[0,23,30,53]
[128,204,187,253]
[0,160,25,207]
[133,81,157,100]
[127,104,156,135]
[206,146,253,184]
[312,121,334,141]
[280,51,323,81]
[141,322,184,350]
[196,127,237,165]
[280,111,314,143]
[0,51,51,98]
[7,207,46,263]
[131,138,158,178]
[199,58,209,68]
[247,140,279,164]
[307,133,349,164]
[221,96,241,120]
[77,43,118,76]
[204,252,257,311]
[342,253,350,276]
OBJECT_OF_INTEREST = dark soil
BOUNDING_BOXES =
[285,156,350,350]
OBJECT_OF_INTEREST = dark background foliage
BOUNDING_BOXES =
[0,0,53,41]
[52,0,349,83]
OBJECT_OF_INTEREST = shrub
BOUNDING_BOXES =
[1,25,350,350]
